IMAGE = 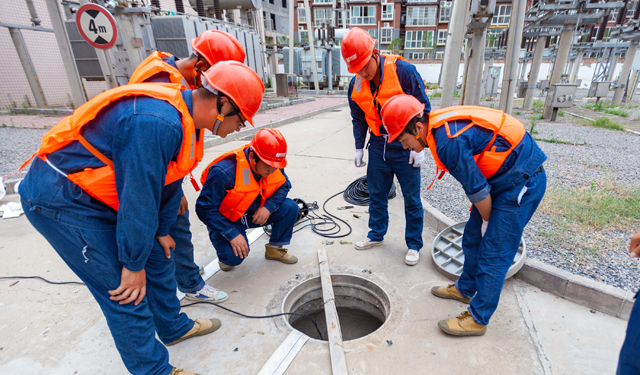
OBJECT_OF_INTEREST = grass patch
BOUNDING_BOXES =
[533,100,544,109]
[558,109,565,117]
[604,108,630,117]
[514,110,522,115]
[582,117,625,131]
[429,91,442,98]
[540,182,640,231]
[582,102,630,117]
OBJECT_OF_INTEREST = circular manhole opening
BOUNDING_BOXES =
[282,274,390,342]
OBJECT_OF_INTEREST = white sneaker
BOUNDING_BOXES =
[354,238,383,250]
[405,250,420,266]
[185,284,229,304]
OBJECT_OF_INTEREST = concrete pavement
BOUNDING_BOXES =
[0,107,628,374]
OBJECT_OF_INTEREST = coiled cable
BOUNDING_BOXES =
[343,176,396,206]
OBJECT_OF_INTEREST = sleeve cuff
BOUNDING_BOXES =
[222,228,242,242]
[155,225,171,238]
[263,202,276,214]
[122,261,145,272]
[467,184,491,203]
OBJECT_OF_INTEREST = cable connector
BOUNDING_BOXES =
[337,205,354,210]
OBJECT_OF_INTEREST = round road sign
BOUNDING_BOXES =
[76,3,118,49]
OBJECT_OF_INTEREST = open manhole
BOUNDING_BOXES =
[282,274,390,341]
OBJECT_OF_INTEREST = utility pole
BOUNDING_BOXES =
[499,0,526,114]
[612,41,639,104]
[304,0,320,94]
[542,24,575,119]
[289,0,294,75]
[523,36,546,111]
[9,27,47,108]
[440,0,470,107]
[45,0,86,105]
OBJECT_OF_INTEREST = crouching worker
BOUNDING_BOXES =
[380,95,547,337]
[18,61,264,375]
[196,128,298,271]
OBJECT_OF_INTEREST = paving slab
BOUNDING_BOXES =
[0,107,629,374]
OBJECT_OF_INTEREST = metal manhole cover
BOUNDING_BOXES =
[431,221,526,281]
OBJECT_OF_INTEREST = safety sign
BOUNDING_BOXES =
[76,3,118,49]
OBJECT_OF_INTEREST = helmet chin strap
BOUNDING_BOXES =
[415,133,427,148]
[212,94,241,136]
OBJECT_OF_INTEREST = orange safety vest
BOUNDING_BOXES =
[200,145,287,222]
[20,83,204,211]
[351,54,406,136]
[425,105,526,188]
[128,51,190,88]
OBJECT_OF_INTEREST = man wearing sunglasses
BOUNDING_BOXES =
[341,27,431,266]
[129,30,246,305]
[196,128,298,271]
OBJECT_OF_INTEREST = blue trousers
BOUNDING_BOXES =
[153,210,205,294]
[209,198,298,266]
[618,293,640,374]
[21,196,193,375]
[455,169,547,325]
[366,140,423,251]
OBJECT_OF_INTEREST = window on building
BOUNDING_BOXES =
[382,4,394,20]
[627,1,638,17]
[485,29,501,47]
[405,30,424,48]
[282,0,287,7]
[314,0,332,3]
[381,28,393,43]
[314,8,332,26]
[299,30,309,43]
[407,0,436,3]
[406,52,425,59]
[603,26,613,42]
[269,0,274,4]
[298,7,307,23]
[350,6,376,25]
[270,13,277,30]
[439,1,452,22]
[435,51,444,59]
[492,5,511,25]
[406,6,436,26]
[437,29,447,45]
[368,29,377,38]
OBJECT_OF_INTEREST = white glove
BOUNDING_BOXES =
[481,220,489,237]
[408,150,425,167]
[354,149,366,168]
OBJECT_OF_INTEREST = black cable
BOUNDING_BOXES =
[0,276,85,285]
[181,300,324,340]
[343,176,396,206]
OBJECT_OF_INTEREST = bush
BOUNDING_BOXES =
[583,117,625,131]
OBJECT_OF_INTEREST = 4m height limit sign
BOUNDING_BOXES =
[76,3,118,49]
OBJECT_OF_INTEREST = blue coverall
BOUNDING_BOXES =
[434,120,547,326]
[348,55,431,252]
[195,148,297,267]
[617,290,640,374]
[145,55,206,293]
[19,92,196,375]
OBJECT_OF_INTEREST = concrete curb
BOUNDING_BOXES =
[203,102,348,150]
[421,198,635,321]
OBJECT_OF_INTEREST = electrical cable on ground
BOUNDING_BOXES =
[343,176,396,206]
[0,276,325,340]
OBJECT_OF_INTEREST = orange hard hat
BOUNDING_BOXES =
[341,27,376,74]
[381,94,425,142]
[202,61,264,127]
[191,30,246,66]
[249,128,287,168]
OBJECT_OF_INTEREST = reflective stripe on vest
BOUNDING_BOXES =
[200,145,287,222]
[350,54,406,136]
[128,51,189,88]
[20,83,204,211]
[426,105,527,181]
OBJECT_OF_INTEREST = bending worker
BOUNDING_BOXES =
[129,30,246,304]
[196,128,298,271]
[18,61,264,375]
[380,95,547,337]
[341,27,431,266]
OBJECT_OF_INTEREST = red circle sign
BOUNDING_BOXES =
[76,3,118,49]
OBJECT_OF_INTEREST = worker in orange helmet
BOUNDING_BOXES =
[129,29,246,89]
[196,128,299,271]
[18,61,264,375]
[380,94,547,337]
[129,29,246,306]
[341,27,431,266]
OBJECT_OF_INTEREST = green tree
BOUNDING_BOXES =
[389,38,403,55]
[423,31,435,58]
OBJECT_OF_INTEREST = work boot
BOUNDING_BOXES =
[405,249,420,266]
[354,237,383,250]
[438,311,487,336]
[218,260,234,272]
[431,284,473,304]
[265,244,298,264]
[169,368,200,375]
[166,319,222,346]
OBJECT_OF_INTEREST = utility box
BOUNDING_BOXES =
[548,83,577,108]
[485,66,501,96]
[538,79,550,91]
[275,74,290,97]
[588,81,611,98]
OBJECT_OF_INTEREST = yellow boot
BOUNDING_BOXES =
[438,311,487,336]
[431,284,472,304]
[166,319,221,346]
[169,368,200,375]
[265,244,298,264]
